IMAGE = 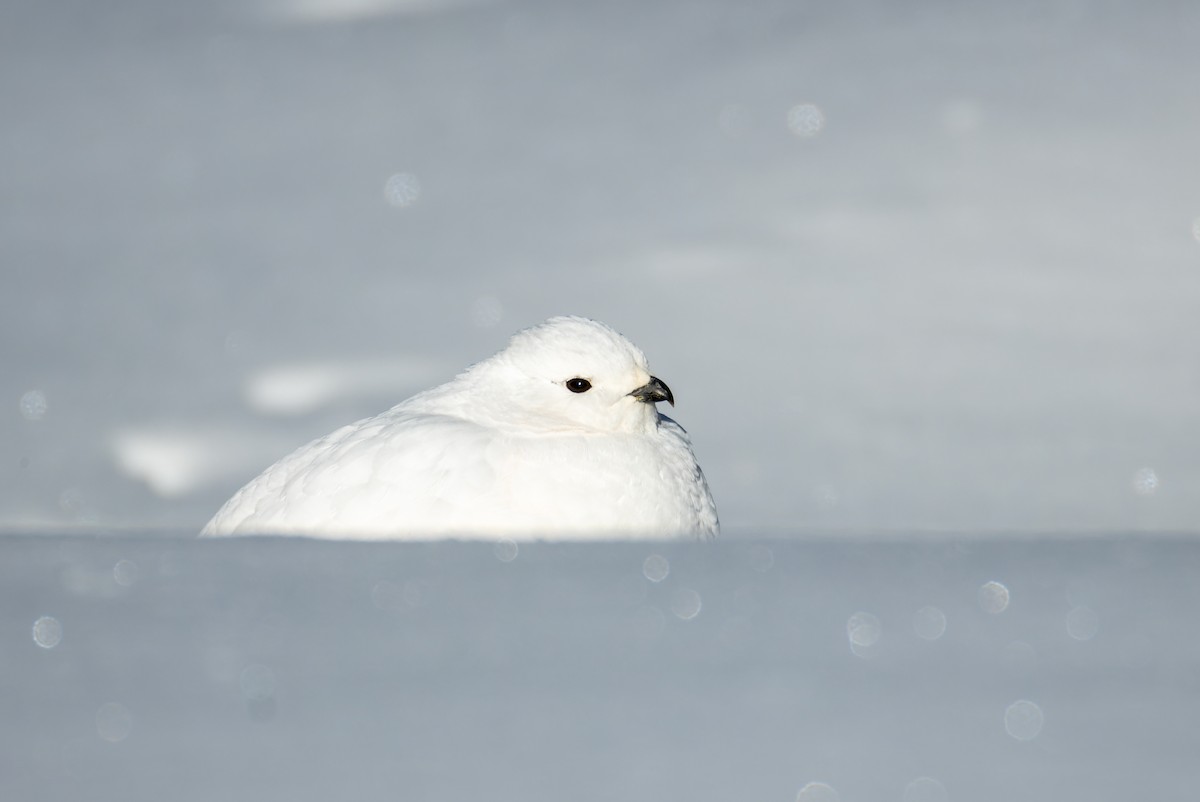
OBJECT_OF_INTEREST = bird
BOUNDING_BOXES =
[201,316,719,540]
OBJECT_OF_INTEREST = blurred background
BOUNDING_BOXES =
[6,6,1200,801]
[4,0,1199,536]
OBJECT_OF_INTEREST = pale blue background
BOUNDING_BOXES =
[5,0,1198,536]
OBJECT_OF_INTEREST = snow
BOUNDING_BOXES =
[3,1,1200,797]
[5,534,1199,800]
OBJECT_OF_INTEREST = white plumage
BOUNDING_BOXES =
[201,316,719,540]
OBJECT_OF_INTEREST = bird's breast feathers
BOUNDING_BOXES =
[204,410,716,539]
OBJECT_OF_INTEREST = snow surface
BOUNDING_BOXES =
[3,0,1199,534]
[5,534,1199,801]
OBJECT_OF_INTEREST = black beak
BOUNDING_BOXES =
[629,376,674,406]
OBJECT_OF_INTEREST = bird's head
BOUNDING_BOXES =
[472,316,675,434]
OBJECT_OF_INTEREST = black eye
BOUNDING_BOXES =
[566,378,592,393]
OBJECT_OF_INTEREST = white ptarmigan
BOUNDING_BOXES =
[201,316,718,540]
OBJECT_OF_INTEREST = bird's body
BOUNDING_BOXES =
[202,317,718,540]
